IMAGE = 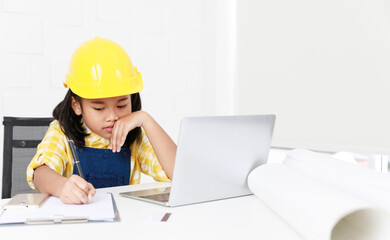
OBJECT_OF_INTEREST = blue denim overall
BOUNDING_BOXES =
[73,139,131,188]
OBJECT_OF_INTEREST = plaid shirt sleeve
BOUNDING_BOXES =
[26,120,73,190]
[130,129,170,183]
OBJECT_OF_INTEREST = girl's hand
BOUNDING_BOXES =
[58,175,96,204]
[110,111,147,152]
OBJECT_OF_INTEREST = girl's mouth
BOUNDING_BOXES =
[104,127,113,133]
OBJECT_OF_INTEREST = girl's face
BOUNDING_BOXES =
[71,95,132,139]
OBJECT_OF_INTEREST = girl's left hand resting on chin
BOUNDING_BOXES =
[110,110,177,179]
[110,110,146,153]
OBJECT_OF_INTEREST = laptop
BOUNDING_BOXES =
[120,115,275,207]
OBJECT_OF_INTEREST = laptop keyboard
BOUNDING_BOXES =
[139,192,170,202]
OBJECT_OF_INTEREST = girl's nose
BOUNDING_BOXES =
[106,110,119,121]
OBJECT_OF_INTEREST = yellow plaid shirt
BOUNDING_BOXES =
[27,120,170,190]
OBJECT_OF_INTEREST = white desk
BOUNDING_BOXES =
[0,182,303,240]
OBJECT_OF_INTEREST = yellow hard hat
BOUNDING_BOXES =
[64,37,143,99]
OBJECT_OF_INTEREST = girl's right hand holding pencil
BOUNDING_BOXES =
[34,165,96,205]
[58,175,96,204]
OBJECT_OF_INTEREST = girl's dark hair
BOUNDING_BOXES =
[53,89,142,148]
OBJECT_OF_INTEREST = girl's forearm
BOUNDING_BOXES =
[33,165,67,197]
[141,111,177,179]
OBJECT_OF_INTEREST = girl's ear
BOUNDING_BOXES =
[71,97,82,116]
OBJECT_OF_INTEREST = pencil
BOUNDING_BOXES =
[68,140,85,179]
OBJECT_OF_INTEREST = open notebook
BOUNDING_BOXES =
[0,192,118,225]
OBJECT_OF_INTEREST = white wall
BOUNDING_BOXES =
[0,0,236,187]
[235,0,390,156]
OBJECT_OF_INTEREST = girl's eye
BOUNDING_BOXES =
[94,108,103,111]
[118,105,127,109]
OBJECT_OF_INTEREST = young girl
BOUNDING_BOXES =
[27,37,177,204]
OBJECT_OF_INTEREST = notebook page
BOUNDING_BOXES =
[0,193,115,224]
